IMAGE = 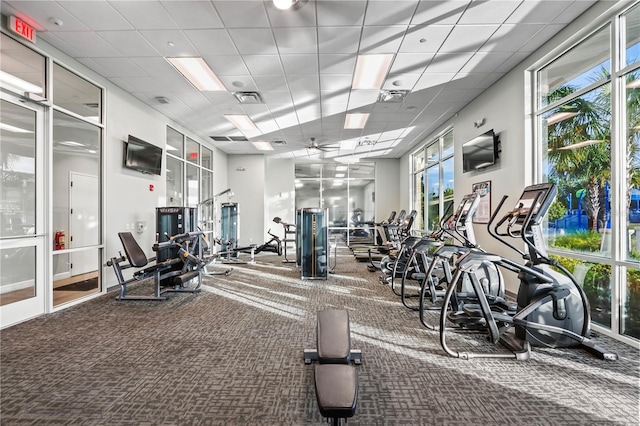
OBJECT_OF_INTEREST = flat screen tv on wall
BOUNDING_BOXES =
[462,129,499,173]
[123,135,162,175]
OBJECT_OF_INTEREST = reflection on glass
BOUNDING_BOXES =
[625,3,640,68]
[413,170,425,230]
[553,257,612,329]
[186,138,199,164]
[53,110,101,252]
[166,156,184,207]
[1,33,46,96]
[426,141,439,166]
[426,165,439,230]
[295,163,321,178]
[202,146,213,170]
[349,163,375,179]
[545,85,611,256]
[53,248,100,307]
[53,63,102,122]
[442,156,454,218]
[539,25,610,107]
[0,246,36,306]
[187,164,199,207]
[166,127,184,158]
[0,100,36,238]
[295,180,321,209]
[627,72,640,261]
[413,149,425,171]
[442,131,454,157]
[323,185,348,228]
[623,267,640,339]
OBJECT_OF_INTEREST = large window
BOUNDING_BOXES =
[294,163,374,244]
[535,3,640,342]
[411,129,454,232]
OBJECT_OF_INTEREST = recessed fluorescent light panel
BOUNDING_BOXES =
[344,113,370,129]
[352,54,394,90]
[251,141,274,151]
[167,57,226,91]
[224,114,257,130]
[0,70,43,94]
[0,122,33,133]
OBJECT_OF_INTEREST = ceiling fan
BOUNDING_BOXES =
[306,137,339,152]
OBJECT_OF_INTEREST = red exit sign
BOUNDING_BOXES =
[9,16,36,43]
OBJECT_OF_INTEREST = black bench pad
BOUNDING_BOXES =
[317,309,351,364]
[315,364,358,419]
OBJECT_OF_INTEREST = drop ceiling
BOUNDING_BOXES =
[0,0,597,161]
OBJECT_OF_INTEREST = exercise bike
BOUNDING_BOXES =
[439,183,618,361]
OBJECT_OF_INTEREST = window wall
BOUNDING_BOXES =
[411,129,454,232]
[536,3,640,341]
[294,163,374,244]
[165,127,214,239]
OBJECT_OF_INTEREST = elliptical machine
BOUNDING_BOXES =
[439,183,617,361]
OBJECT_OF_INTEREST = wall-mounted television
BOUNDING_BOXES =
[462,129,499,173]
[123,135,162,175]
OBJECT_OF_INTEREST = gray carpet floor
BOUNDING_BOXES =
[1,248,639,425]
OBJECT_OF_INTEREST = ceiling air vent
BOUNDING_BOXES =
[154,96,170,104]
[233,91,263,104]
[210,136,231,142]
[271,140,287,146]
[229,136,249,142]
[210,136,250,142]
[82,102,100,109]
[377,89,409,103]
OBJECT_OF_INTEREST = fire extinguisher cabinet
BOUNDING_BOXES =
[299,207,328,280]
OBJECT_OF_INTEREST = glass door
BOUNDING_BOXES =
[0,92,46,327]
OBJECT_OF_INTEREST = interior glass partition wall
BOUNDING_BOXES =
[535,2,640,343]
[294,162,375,245]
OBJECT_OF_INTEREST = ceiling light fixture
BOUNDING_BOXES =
[166,57,226,91]
[251,141,274,151]
[224,114,258,130]
[273,0,298,10]
[557,140,605,150]
[352,54,394,90]
[59,141,85,147]
[344,113,370,129]
[627,79,640,89]
[546,110,578,125]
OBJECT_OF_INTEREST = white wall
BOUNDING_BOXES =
[374,159,401,220]
[265,158,295,240]
[398,1,624,293]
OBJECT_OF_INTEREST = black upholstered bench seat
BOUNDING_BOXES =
[315,364,358,419]
[317,309,351,364]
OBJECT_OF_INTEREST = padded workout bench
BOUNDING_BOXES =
[304,309,360,426]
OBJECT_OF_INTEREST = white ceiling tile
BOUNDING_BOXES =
[281,55,319,75]
[130,57,181,78]
[413,72,455,91]
[184,29,238,55]
[448,72,492,89]
[347,90,378,110]
[90,57,147,78]
[228,29,278,54]
[359,26,406,54]
[382,73,421,90]
[110,1,178,30]
[203,55,250,76]
[411,1,470,25]
[116,76,166,93]
[261,91,293,104]
[256,119,281,135]
[317,1,366,27]
[439,25,500,53]
[520,24,566,53]
[288,75,320,92]
[2,0,88,31]
[213,1,270,28]
[399,25,453,53]
[494,52,529,73]
[160,1,224,29]
[253,75,288,92]
[458,1,520,25]
[319,55,356,74]
[275,111,302,129]
[320,75,352,92]
[139,30,199,56]
[390,52,434,74]
[96,31,159,57]
[76,57,112,78]
[38,32,84,58]
[53,31,123,57]
[483,24,546,53]
[219,75,257,91]
[266,1,317,27]
[426,53,474,73]
[321,91,349,106]
[478,72,506,89]
[318,27,361,54]
[506,1,571,24]
[273,28,317,54]
[243,55,284,76]
[459,52,513,74]
[364,1,418,25]
[553,2,597,24]
[59,1,133,31]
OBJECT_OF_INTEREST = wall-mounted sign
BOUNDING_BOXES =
[9,16,36,43]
